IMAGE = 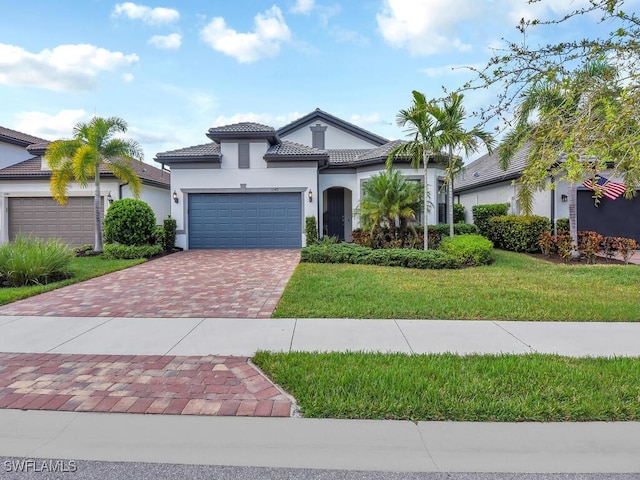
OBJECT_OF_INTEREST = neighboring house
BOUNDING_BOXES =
[0,126,171,246]
[455,145,640,241]
[155,108,448,250]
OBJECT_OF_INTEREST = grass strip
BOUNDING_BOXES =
[0,256,144,305]
[273,250,640,321]
[253,351,640,422]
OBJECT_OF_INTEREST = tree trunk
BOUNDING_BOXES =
[568,182,580,258]
[94,169,104,253]
[423,149,429,250]
[448,146,454,238]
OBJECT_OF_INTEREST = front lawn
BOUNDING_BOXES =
[254,351,640,422]
[273,249,640,321]
[0,256,144,305]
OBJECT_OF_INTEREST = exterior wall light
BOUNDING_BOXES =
[173,190,179,203]
[308,190,313,202]
[561,194,568,202]
[107,192,113,204]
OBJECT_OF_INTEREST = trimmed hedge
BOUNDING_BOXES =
[453,203,465,223]
[102,243,163,260]
[305,216,318,246]
[488,215,551,253]
[351,223,478,250]
[161,217,177,251]
[439,234,494,266]
[472,203,509,237]
[301,243,459,269]
[104,199,157,246]
[556,218,569,233]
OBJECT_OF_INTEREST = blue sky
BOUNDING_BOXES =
[0,0,622,164]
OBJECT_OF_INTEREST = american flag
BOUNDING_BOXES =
[582,175,626,201]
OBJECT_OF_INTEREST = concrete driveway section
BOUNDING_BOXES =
[0,250,300,318]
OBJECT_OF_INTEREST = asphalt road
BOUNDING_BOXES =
[1,458,639,480]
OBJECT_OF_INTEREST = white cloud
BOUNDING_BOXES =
[349,113,383,128]
[0,43,139,92]
[329,27,369,46]
[291,0,315,15]
[112,2,179,25]
[148,33,182,50]
[200,6,292,63]
[122,72,135,82]
[376,0,477,55]
[212,112,303,128]
[14,110,89,140]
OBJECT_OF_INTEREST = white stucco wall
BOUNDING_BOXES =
[281,122,381,149]
[170,140,318,249]
[0,142,33,169]
[120,184,170,225]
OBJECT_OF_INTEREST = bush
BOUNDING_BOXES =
[617,237,638,265]
[305,216,318,246]
[0,235,74,286]
[102,243,163,260]
[488,215,551,253]
[453,203,465,223]
[300,243,460,269]
[439,234,494,266]
[556,218,569,233]
[577,231,603,264]
[162,217,177,251]
[351,223,478,250]
[472,203,510,237]
[104,199,156,246]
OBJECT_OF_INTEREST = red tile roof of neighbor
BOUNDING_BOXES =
[0,126,49,146]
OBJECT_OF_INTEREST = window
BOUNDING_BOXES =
[238,142,250,168]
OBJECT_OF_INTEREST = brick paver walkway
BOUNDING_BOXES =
[0,249,300,318]
[0,353,292,417]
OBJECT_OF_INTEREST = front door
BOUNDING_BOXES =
[326,188,344,240]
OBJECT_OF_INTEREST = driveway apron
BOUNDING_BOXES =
[0,249,300,318]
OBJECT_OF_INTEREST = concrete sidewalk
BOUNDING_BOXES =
[1,316,639,357]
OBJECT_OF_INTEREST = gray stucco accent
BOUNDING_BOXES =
[169,163,221,169]
[310,123,327,149]
[238,142,250,169]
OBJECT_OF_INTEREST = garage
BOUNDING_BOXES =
[577,190,640,241]
[188,192,302,249]
[9,197,97,246]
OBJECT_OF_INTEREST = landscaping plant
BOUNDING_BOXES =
[472,203,509,237]
[104,198,157,246]
[0,235,74,287]
[305,216,318,246]
[162,217,177,251]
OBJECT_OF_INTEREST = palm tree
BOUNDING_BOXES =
[356,167,423,248]
[387,90,439,250]
[45,116,144,253]
[428,93,494,238]
[498,60,618,245]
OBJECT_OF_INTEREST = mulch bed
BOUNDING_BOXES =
[526,252,631,266]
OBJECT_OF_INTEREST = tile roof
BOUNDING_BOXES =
[0,156,170,187]
[155,142,221,159]
[327,149,371,165]
[0,126,49,146]
[455,144,531,192]
[208,122,275,134]
[266,140,326,156]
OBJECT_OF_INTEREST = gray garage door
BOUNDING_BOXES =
[577,189,640,241]
[9,197,96,246]
[188,193,302,249]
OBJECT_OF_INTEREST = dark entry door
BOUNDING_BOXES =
[326,188,344,240]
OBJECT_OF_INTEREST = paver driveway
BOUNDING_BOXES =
[0,249,300,318]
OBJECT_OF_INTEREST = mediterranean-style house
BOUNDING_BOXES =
[155,109,449,250]
[0,126,171,246]
[455,145,640,241]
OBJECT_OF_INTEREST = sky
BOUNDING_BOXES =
[0,0,622,165]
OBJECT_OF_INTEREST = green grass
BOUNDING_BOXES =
[274,250,640,321]
[0,256,144,305]
[253,351,640,422]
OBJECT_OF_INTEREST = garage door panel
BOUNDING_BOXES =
[577,190,640,241]
[188,192,301,249]
[9,197,97,246]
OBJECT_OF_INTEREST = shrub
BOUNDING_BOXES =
[472,203,509,237]
[305,216,318,246]
[453,203,465,223]
[74,244,97,257]
[488,215,551,253]
[102,243,163,260]
[556,233,575,262]
[538,232,556,256]
[577,231,603,264]
[602,236,618,261]
[162,217,177,251]
[556,218,569,234]
[351,223,478,250]
[300,243,459,269]
[616,237,638,265]
[104,199,156,246]
[439,234,494,266]
[0,235,74,286]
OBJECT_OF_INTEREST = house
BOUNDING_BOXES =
[455,146,640,241]
[154,109,449,250]
[0,126,171,246]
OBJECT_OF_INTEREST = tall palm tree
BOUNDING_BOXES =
[387,90,439,250]
[498,60,618,245]
[356,167,423,247]
[45,116,144,252]
[429,93,495,238]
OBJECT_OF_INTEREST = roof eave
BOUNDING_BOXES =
[154,155,221,165]
[206,131,280,145]
[454,173,521,193]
